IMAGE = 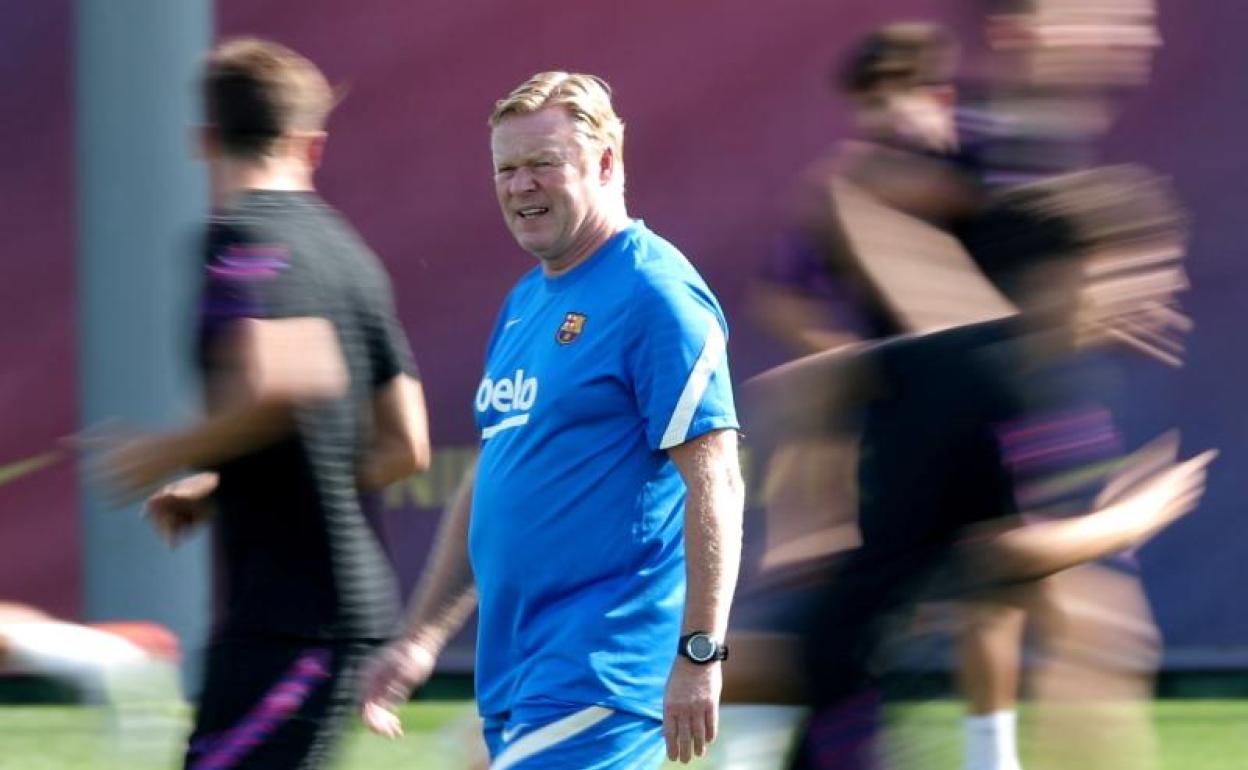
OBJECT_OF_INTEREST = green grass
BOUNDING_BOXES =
[1,700,1245,769]
[883,700,1248,769]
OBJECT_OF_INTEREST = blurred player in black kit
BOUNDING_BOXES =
[98,38,430,770]
[748,158,1211,770]
[743,7,1212,764]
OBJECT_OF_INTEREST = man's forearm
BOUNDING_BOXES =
[963,496,1174,586]
[683,482,743,638]
[359,374,431,491]
[397,461,479,652]
[158,400,294,475]
[358,440,427,492]
[673,431,745,638]
[159,316,351,473]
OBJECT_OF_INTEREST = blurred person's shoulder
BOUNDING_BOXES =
[206,191,313,251]
[789,146,853,229]
[869,319,1024,397]
[201,193,333,313]
[203,203,293,275]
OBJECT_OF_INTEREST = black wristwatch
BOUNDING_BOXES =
[678,631,728,664]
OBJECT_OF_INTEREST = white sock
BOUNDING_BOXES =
[964,710,1023,770]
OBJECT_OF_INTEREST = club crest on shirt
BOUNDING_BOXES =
[556,312,588,345]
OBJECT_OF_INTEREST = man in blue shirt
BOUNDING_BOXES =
[360,72,745,768]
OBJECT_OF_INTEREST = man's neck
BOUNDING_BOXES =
[212,156,315,208]
[540,205,631,278]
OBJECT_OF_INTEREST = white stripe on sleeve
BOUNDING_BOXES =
[659,310,726,450]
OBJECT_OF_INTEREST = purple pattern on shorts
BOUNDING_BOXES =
[188,648,332,770]
[799,691,883,770]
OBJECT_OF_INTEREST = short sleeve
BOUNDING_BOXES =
[199,218,296,340]
[628,275,739,451]
[362,269,419,388]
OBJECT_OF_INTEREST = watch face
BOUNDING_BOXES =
[687,634,716,662]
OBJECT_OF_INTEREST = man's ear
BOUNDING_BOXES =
[303,131,329,171]
[598,144,616,185]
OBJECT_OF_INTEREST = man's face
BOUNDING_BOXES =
[491,107,609,265]
[882,85,958,153]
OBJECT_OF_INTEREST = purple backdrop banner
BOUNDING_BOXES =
[0,0,77,618]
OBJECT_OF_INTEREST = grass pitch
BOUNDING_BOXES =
[1,700,1245,769]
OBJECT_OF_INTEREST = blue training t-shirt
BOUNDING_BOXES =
[468,220,738,723]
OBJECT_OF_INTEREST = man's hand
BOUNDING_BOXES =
[82,429,185,506]
[663,658,722,763]
[1111,449,1216,546]
[145,472,219,546]
[959,443,1216,585]
[359,638,438,738]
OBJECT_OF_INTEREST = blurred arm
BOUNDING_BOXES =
[188,316,347,461]
[394,460,479,652]
[102,317,347,497]
[358,374,431,491]
[359,461,479,736]
[960,450,1215,586]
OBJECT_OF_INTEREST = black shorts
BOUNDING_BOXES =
[802,545,946,708]
[184,637,379,770]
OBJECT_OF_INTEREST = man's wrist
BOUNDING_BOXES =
[163,431,204,474]
[677,631,729,665]
[399,627,445,656]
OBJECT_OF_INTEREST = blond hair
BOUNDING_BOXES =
[490,72,626,183]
